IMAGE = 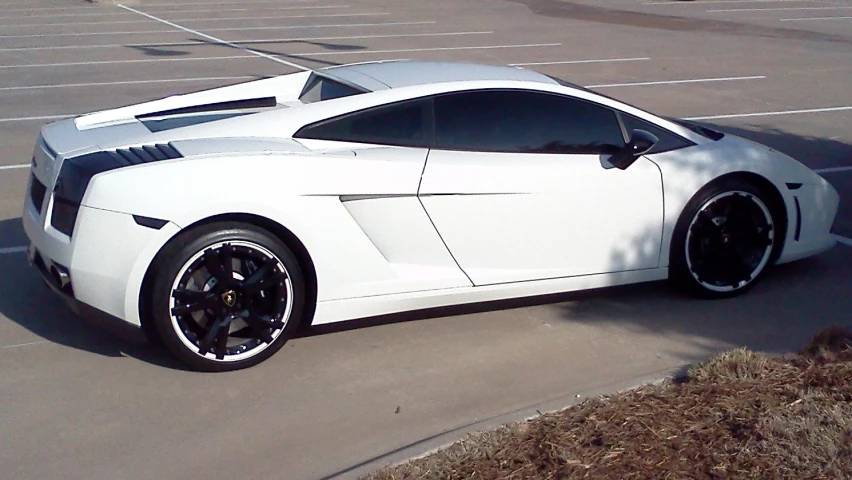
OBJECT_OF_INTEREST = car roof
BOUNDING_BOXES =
[315,60,560,91]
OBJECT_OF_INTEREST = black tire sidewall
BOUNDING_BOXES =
[670,179,779,299]
[149,222,305,372]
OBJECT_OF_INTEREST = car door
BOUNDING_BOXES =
[418,89,665,286]
[292,97,473,296]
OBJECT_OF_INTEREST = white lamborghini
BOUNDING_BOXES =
[22,60,839,371]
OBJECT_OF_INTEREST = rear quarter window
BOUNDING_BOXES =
[294,98,431,147]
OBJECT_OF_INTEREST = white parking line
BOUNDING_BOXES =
[0,12,389,29]
[685,106,852,120]
[781,16,852,21]
[814,166,852,174]
[302,43,562,57]
[0,76,256,92]
[0,246,28,255]
[0,0,313,11]
[143,5,349,14]
[0,21,435,39]
[141,0,317,5]
[0,4,118,12]
[509,57,650,66]
[587,76,765,88]
[0,55,255,70]
[0,341,50,351]
[118,3,314,71]
[0,115,73,123]
[0,164,30,170]
[0,4,350,20]
[708,6,852,12]
[0,31,492,53]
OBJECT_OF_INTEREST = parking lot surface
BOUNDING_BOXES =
[1,1,851,479]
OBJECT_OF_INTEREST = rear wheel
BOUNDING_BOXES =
[670,178,779,299]
[149,222,305,371]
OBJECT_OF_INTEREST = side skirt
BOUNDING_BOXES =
[311,268,668,326]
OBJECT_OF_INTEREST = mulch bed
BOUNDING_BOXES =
[364,326,852,480]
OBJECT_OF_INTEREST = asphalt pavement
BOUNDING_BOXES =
[1,1,851,479]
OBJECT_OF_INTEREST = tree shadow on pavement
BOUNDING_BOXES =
[551,121,852,364]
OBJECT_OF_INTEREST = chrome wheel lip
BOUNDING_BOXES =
[168,240,294,363]
[684,190,775,293]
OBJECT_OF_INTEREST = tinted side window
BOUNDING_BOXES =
[433,90,625,154]
[295,99,430,147]
[620,113,695,154]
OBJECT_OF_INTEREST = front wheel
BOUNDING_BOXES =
[670,179,780,299]
[148,222,305,371]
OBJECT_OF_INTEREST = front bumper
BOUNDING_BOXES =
[777,179,841,264]
[27,243,148,344]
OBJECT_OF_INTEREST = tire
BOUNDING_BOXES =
[148,222,305,372]
[669,178,781,299]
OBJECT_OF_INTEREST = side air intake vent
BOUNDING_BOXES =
[50,144,184,237]
[111,143,182,165]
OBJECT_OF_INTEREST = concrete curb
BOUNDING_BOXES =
[324,362,692,480]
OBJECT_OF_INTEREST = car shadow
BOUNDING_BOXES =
[0,218,188,369]
[0,125,848,371]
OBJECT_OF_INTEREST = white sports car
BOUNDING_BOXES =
[23,60,839,371]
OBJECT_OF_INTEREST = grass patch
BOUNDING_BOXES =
[363,326,852,480]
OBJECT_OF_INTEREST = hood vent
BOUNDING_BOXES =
[136,97,278,119]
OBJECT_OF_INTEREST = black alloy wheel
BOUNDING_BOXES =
[671,178,779,299]
[149,223,305,371]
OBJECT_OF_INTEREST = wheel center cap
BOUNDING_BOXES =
[221,290,237,308]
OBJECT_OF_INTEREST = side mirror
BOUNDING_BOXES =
[608,129,658,170]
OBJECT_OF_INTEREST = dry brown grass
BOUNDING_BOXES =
[363,326,852,480]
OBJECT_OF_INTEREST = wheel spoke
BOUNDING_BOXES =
[691,210,722,238]
[171,289,219,316]
[728,249,755,285]
[221,244,234,284]
[203,246,233,287]
[214,320,231,360]
[250,272,286,294]
[198,318,222,355]
[242,258,283,293]
[243,313,284,343]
